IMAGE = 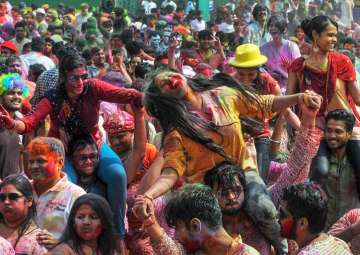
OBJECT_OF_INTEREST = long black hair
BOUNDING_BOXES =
[59,193,117,255]
[0,174,37,250]
[144,68,265,160]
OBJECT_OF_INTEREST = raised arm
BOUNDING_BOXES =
[0,97,53,134]
[125,105,147,183]
[269,93,322,207]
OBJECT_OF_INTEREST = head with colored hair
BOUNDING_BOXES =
[27,137,65,160]
[0,73,30,98]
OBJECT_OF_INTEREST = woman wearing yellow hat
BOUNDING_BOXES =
[230,43,300,180]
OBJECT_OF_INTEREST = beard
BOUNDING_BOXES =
[222,205,242,216]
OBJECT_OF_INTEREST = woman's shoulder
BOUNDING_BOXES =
[289,56,306,72]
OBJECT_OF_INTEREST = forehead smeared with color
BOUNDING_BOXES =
[27,137,65,158]
[0,73,30,98]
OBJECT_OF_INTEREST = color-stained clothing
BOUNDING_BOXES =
[297,233,352,255]
[322,154,360,229]
[243,21,271,47]
[0,236,14,255]
[152,234,260,255]
[21,79,141,149]
[269,127,322,207]
[328,208,360,255]
[6,225,47,255]
[261,40,301,90]
[32,173,86,240]
[289,52,359,128]
[162,86,275,183]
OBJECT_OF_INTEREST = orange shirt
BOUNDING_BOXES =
[162,87,275,183]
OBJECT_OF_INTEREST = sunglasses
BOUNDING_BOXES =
[68,74,88,82]
[73,153,99,162]
[0,193,24,202]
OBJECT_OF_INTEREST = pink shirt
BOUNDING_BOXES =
[328,208,360,254]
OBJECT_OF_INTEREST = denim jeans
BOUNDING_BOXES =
[244,171,288,255]
[65,143,127,238]
[255,137,271,182]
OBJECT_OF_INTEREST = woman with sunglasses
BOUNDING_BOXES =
[0,48,143,253]
[48,193,117,255]
[0,174,47,254]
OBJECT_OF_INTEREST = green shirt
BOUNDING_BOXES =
[322,154,360,229]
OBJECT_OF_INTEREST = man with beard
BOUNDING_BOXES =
[0,73,29,179]
[204,95,322,254]
[279,183,351,254]
[310,109,360,229]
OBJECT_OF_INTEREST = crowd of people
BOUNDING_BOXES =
[0,0,358,254]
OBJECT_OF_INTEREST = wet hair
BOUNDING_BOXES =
[301,15,338,42]
[30,37,45,52]
[0,174,36,250]
[144,68,264,160]
[27,137,65,158]
[165,184,222,230]
[59,193,117,255]
[204,162,247,194]
[252,4,268,20]
[267,15,287,34]
[68,134,98,157]
[198,29,212,40]
[325,109,355,132]
[282,183,328,234]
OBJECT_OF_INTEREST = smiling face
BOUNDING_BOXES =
[313,23,338,52]
[66,67,88,98]
[28,143,63,185]
[154,71,189,99]
[74,204,103,241]
[325,119,351,151]
[1,88,23,112]
[71,144,99,177]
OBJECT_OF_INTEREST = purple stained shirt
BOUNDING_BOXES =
[260,40,301,92]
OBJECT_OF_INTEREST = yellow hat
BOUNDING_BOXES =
[229,44,267,68]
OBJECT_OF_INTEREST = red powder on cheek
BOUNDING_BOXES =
[93,224,103,238]
[45,160,57,178]
[281,218,295,239]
